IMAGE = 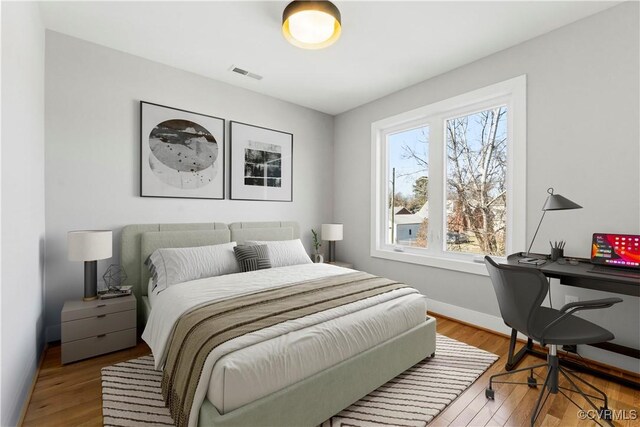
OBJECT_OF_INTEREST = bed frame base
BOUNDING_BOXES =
[198,316,437,427]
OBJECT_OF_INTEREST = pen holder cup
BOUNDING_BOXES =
[550,248,564,261]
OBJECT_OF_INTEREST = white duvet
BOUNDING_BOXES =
[142,263,426,426]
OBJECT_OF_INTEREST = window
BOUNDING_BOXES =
[387,125,429,248]
[371,76,526,275]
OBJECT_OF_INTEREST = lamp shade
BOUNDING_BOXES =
[321,224,343,241]
[68,230,112,261]
[542,188,582,211]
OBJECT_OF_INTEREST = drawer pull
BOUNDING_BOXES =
[97,334,106,338]
[97,314,106,318]
[97,304,106,308]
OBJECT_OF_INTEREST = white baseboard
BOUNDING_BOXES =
[427,298,527,340]
[17,342,47,426]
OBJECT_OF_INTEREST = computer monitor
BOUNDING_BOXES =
[591,233,640,269]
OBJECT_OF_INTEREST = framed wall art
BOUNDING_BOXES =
[140,101,225,199]
[230,121,293,202]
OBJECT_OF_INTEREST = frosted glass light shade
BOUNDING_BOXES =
[68,230,112,261]
[322,224,343,241]
[282,1,341,49]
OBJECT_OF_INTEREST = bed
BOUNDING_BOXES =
[121,221,436,427]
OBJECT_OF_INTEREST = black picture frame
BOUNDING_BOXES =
[140,101,225,200]
[229,121,293,202]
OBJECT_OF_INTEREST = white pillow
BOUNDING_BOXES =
[146,242,239,292]
[245,239,312,268]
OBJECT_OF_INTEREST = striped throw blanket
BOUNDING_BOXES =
[160,271,407,427]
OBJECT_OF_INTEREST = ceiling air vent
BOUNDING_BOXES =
[230,65,263,81]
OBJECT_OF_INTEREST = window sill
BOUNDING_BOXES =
[371,247,494,276]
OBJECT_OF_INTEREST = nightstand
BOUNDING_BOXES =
[327,261,354,269]
[61,294,136,364]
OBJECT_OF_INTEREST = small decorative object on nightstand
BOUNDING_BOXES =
[61,294,136,364]
[68,230,113,300]
[322,223,343,263]
[102,264,128,290]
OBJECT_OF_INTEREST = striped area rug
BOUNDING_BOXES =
[101,356,173,426]
[101,334,498,427]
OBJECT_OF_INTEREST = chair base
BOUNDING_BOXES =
[486,345,614,426]
[505,329,639,390]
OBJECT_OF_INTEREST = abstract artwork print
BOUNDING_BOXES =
[230,121,292,201]
[141,102,225,199]
[244,141,282,188]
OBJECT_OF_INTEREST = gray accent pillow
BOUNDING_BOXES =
[245,239,312,268]
[234,245,272,272]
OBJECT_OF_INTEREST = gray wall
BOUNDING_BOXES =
[333,3,639,371]
[44,32,335,341]
[1,2,46,425]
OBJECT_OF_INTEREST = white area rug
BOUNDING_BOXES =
[101,334,498,427]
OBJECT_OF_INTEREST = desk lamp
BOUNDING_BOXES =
[525,188,582,257]
[68,230,112,300]
[322,224,343,263]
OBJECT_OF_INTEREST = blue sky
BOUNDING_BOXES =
[388,126,429,196]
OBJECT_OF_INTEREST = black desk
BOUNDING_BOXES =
[502,253,639,389]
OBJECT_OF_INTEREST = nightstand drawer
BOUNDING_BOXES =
[62,328,136,364]
[61,295,135,322]
[62,309,136,343]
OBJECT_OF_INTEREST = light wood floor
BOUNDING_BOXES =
[22,315,639,426]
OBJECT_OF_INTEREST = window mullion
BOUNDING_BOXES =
[380,129,391,249]
[427,117,444,256]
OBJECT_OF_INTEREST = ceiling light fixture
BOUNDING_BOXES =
[282,1,341,50]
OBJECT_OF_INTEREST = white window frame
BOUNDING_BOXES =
[371,75,527,275]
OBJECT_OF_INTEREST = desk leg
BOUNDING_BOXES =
[505,329,534,371]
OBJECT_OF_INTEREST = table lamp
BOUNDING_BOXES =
[525,188,582,256]
[322,224,343,263]
[68,230,112,300]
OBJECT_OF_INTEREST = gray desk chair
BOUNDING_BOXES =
[484,256,622,426]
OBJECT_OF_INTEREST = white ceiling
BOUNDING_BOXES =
[39,1,619,115]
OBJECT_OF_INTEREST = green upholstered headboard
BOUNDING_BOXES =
[120,221,300,330]
[229,221,300,244]
[120,223,229,330]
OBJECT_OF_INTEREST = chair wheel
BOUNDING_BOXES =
[527,376,537,388]
[485,388,495,400]
[599,407,612,421]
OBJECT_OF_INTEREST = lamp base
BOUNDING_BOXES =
[328,241,336,263]
[84,260,98,301]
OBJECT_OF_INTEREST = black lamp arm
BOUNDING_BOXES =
[526,210,547,256]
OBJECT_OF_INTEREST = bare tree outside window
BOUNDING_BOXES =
[445,107,508,256]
